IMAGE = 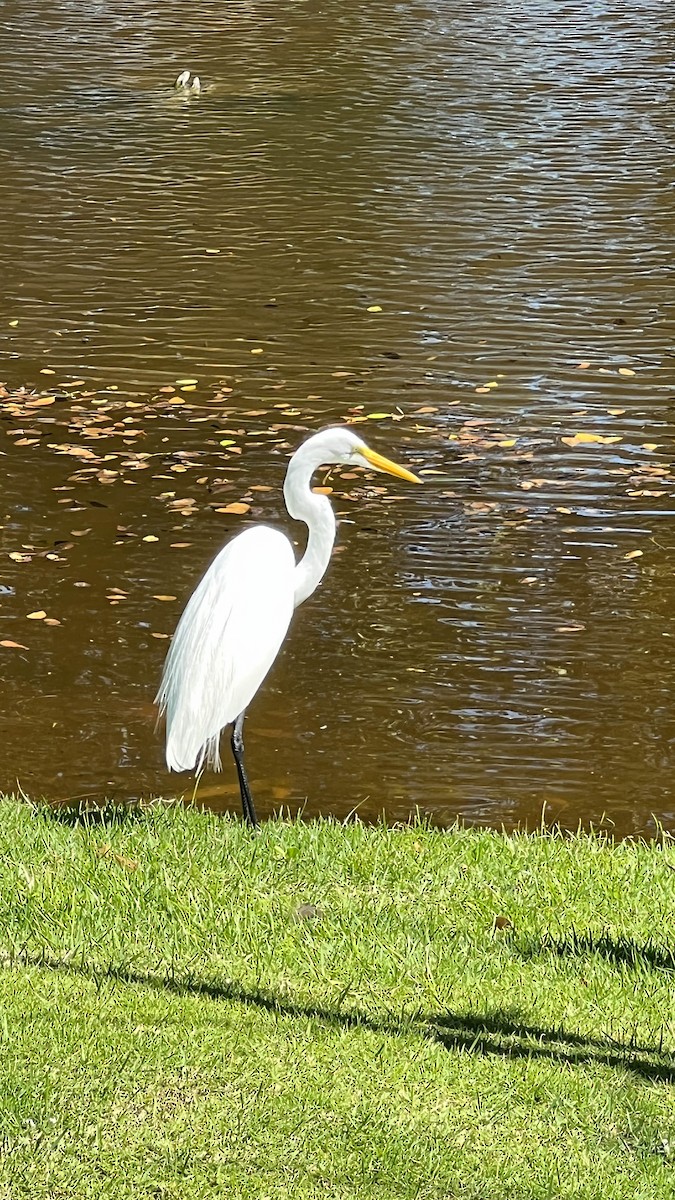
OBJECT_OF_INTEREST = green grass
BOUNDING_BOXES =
[1,798,675,1198]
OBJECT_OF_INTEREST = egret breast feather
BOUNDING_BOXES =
[158,525,296,772]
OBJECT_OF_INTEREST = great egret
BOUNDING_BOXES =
[156,426,421,825]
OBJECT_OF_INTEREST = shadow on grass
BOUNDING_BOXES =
[8,950,675,1085]
[516,929,675,973]
[32,799,168,829]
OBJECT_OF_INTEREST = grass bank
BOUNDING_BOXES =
[0,798,674,1198]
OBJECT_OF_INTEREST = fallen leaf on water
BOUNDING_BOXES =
[49,444,99,460]
[465,501,498,513]
[175,378,198,387]
[561,433,622,447]
[555,623,586,633]
[366,305,383,313]
[26,610,47,620]
[0,640,28,649]
[618,367,636,376]
[152,595,177,602]
[623,549,643,560]
[216,502,250,515]
[168,498,197,511]
[143,535,159,542]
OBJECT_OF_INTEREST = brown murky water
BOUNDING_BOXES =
[1,0,673,833]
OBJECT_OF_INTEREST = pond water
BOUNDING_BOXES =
[1,0,673,833]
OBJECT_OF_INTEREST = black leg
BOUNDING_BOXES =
[230,710,258,827]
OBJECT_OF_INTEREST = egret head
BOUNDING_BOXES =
[302,425,422,484]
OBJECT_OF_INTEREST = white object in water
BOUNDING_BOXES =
[191,76,201,94]
[175,70,191,89]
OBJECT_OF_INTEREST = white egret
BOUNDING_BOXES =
[174,70,191,89]
[156,426,421,825]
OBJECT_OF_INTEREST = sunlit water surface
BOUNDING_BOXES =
[1,0,673,833]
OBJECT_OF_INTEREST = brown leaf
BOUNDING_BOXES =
[112,852,139,871]
[217,502,250,515]
[561,433,622,447]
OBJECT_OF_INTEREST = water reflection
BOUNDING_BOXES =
[0,0,673,833]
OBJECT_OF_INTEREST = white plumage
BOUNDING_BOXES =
[158,527,295,772]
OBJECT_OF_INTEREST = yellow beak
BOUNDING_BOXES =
[360,445,422,484]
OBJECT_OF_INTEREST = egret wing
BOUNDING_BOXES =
[156,526,296,772]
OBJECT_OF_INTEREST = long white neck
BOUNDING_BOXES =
[283,449,337,608]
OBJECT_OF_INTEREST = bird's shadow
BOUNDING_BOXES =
[7,948,675,1085]
[32,798,167,829]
